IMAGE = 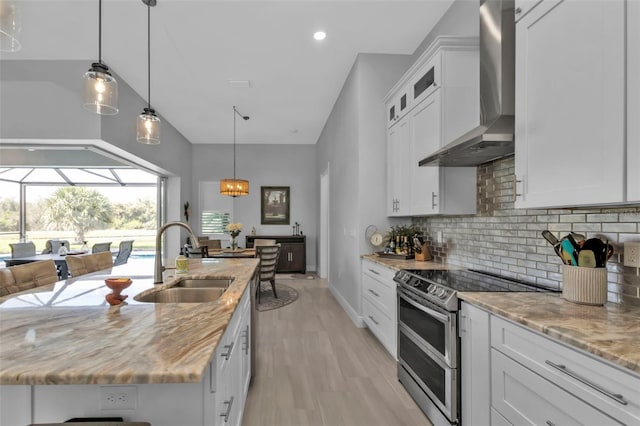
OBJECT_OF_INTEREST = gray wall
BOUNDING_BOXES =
[191,143,317,271]
[411,0,479,63]
[315,53,413,321]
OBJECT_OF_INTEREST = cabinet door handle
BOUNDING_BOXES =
[220,396,234,423]
[431,192,438,209]
[515,6,522,14]
[544,360,627,405]
[220,342,234,360]
[368,315,379,325]
[513,175,523,201]
[368,289,380,297]
[368,268,380,275]
[242,325,249,354]
[458,314,467,337]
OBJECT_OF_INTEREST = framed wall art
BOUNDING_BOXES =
[261,186,290,225]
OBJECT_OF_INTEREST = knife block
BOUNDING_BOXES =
[415,243,432,262]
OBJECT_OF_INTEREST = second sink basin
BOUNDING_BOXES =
[172,278,233,289]
[134,287,226,303]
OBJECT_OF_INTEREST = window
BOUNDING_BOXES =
[199,181,234,238]
[201,211,230,234]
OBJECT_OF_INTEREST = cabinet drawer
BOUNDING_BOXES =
[491,349,620,425]
[491,316,640,425]
[363,297,396,358]
[362,273,395,318]
[362,259,396,283]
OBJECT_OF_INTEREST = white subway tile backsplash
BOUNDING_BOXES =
[413,156,640,306]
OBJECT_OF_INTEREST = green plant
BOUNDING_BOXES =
[385,224,422,241]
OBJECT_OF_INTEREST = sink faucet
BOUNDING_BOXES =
[154,221,200,284]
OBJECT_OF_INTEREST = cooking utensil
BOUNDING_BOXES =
[541,231,567,264]
[541,230,559,246]
[413,235,423,254]
[578,250,597,268]
[581,238,613,267]
[561,239,578,266]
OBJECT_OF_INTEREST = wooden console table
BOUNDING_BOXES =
[245,235,306,274]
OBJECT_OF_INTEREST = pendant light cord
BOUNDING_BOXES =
[233,106,237,180]
[147,3,151,109]
[98,0,102,63]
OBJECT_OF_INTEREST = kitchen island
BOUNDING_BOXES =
[0,257,259,426]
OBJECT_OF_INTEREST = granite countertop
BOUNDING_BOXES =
[0,257,259,385]
[361,253,459,271]
[459,292,640,375]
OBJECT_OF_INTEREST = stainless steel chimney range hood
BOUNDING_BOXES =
[420,0,515,167]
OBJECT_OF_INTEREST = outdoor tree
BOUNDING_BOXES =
[42,187,113,243]
[0,198,19,231]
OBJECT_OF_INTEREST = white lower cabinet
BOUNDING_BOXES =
[491,349,620,425]
[361,259,397,358]
[5,287,252,426]
[459,302,490,426]
[459,302,640,426]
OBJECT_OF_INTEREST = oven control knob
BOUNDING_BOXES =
[436,288,448,298]
[427,284,437,294]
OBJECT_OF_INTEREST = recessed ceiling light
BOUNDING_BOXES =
[313,31,326,41]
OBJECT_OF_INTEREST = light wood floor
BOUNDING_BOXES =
[242,276,432,426]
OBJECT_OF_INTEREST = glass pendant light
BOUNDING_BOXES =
[0,0,21,52]
[137,0,161,145]
[220,106,250,197]
[83,0,118,115]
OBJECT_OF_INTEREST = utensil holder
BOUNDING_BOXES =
[415,244,432,262]
[562,265,607,305]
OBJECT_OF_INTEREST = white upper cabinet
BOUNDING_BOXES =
[387,119,412,216]
[628,0,640,202]
[515,0,629,208]
[385,37,479,217]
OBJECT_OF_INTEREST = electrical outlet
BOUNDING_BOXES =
[623,242,640,268]
[100,386,137,410]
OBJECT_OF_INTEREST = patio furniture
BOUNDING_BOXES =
[66,252,113,277]
[113,240,134,266]
[9,242,36,258]
[0,259,58,297]
[5,253,71,280]
[42,239,71,254]
[255,244,281,303]
[91,242,112,253]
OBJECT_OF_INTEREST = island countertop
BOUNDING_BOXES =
[0,257,259,385]
[459,292,640,375]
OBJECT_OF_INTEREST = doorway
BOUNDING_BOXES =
[319,166,329,279]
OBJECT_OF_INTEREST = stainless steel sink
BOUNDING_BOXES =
[172,278,232,289]
[134,287,226,303]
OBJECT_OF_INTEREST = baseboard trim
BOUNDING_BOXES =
[328,280,365,328]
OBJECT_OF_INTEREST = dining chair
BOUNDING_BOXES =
[0,259,58,297]
[253,239,276,247]
[201,239,222,250]
[113,240,134,266]
[255,244,281,303]
[42,239,70,254]
[66,252,113,277]
[92,242,112,253]
[9,242,36,258]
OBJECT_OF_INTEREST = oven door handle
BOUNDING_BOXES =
[399,292,450,323]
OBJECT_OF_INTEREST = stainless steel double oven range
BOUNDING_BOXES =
[394,268,557,425]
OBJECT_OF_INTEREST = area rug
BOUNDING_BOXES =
[256,283,298,311]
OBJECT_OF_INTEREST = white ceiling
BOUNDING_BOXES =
[4,0,455,145]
